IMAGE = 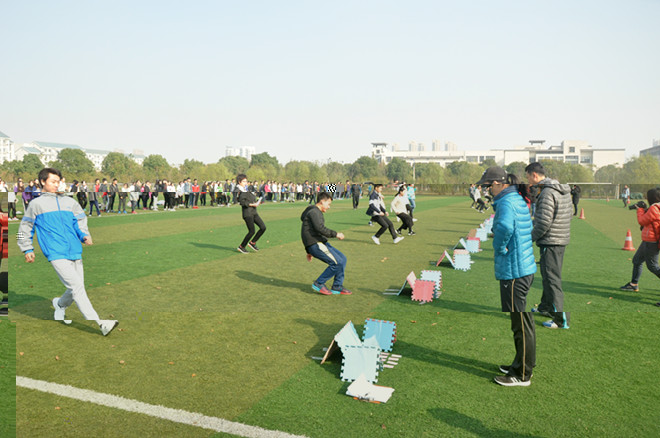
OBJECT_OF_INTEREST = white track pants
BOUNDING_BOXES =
[51,259,100,321]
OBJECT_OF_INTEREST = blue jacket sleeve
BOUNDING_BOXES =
[492,199,514,255]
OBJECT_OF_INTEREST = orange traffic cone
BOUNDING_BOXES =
[579,208,585,219]
[622,229,635,251]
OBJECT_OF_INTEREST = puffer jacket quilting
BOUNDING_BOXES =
[532,178,572,246]
[492,187,537,280]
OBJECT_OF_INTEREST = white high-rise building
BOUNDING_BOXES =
[0,131,16,163]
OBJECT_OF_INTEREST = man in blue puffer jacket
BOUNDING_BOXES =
[17,168,118,336]
[478,166,537,387]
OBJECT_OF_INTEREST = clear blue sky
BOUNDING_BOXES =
[1,0,658,165]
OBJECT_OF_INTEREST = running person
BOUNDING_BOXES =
[367,184,404,245]
[236,174,266,253]
[391,186,415,235]
[301,192,351,295]
[17,168,118,335]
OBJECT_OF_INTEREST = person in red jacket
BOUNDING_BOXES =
[620,188,660,307]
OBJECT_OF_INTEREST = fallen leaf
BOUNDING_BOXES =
[118,328,125,331]
[55,406,61,410]
[266,346,270,350]
[431,323,437,326]
[55,355,60,361]
[19,352,24,356]
[482,337,486,341]
[156,286,161,290]
[609,297,613,300]
[191,373,196,377]
[587,301,592,305]
[410,320,417,323]
[119,360,125,365]
[381,424,386,429]
[168,361,174,365]
[106,283,111,285]
[293,341,297,344]
[111,345,116,348]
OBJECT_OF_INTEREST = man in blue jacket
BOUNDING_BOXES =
[17,168,118,336]
[478,166,536,386]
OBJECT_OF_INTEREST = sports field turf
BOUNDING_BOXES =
[7,196,660,437]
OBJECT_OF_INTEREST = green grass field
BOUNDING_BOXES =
[7,197,660,437]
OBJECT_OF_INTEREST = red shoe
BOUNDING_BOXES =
[312,282,332,295]
[331,288,352,295]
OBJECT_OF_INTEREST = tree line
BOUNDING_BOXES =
[1,148,657,186]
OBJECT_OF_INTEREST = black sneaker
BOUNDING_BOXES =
[620,282,639,292]
[237,246,249,254]
[493,374,531,387]
[396,229,402,235]
[247,242,259,251]
[408,231,416,236]
[499,364,511,374]
[531,307,552,318]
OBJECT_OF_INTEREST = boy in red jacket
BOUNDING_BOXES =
[620,188,660,307]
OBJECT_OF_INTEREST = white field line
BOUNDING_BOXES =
[17,376,308,438]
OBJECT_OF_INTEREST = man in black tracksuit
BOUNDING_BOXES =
[301,192,351,295]
[351,182,361,209]
[236,174,266,254]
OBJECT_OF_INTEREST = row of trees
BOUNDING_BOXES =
[1,148,658,185]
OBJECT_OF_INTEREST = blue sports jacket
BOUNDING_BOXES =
[491,186,536,280]
[17,192,90,261]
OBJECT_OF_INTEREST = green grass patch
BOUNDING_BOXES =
[11,197,660,437]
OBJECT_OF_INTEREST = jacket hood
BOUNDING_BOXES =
[540,177,570,195]
[301,205,316,221]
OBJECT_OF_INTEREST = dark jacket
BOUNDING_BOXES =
[238,190,258,218]
[301,205,337,249]
[532,177,572,246]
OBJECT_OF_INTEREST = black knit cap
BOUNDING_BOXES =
[476,166,507,186]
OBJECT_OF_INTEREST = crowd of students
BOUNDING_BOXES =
[0,177,369,219]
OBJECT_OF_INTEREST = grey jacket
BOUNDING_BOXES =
[532,177,572,246]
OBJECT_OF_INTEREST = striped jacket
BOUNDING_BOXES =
[17,192,90,261]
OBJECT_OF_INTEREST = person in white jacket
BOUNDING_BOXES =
[391,186,415,235]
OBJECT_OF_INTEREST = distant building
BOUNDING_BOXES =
[0,131,15,163]
[4,137,144,171]
[639,139,660,164]
[372,140,625,169]
[225,146,255,161]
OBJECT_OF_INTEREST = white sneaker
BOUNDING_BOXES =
[100,320,119,336]
[52,297,71,325]
[393,236,404,244]
[371,235,381,245]
[412,218,418,222]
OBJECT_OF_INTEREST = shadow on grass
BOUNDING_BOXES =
[235,270,312,294]
[295,318,347,379]
[396,340,494,379]
[189,242,238,253]
[428,408,544,438]
[7,293,50,319]
[564,280,647,304]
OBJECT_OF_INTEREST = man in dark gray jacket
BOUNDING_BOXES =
[525,162,572,329]
[301,192,351,295]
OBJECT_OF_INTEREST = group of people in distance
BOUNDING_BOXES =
[234,176,419,296]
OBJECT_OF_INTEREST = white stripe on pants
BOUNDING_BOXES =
[51,259,100,321]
